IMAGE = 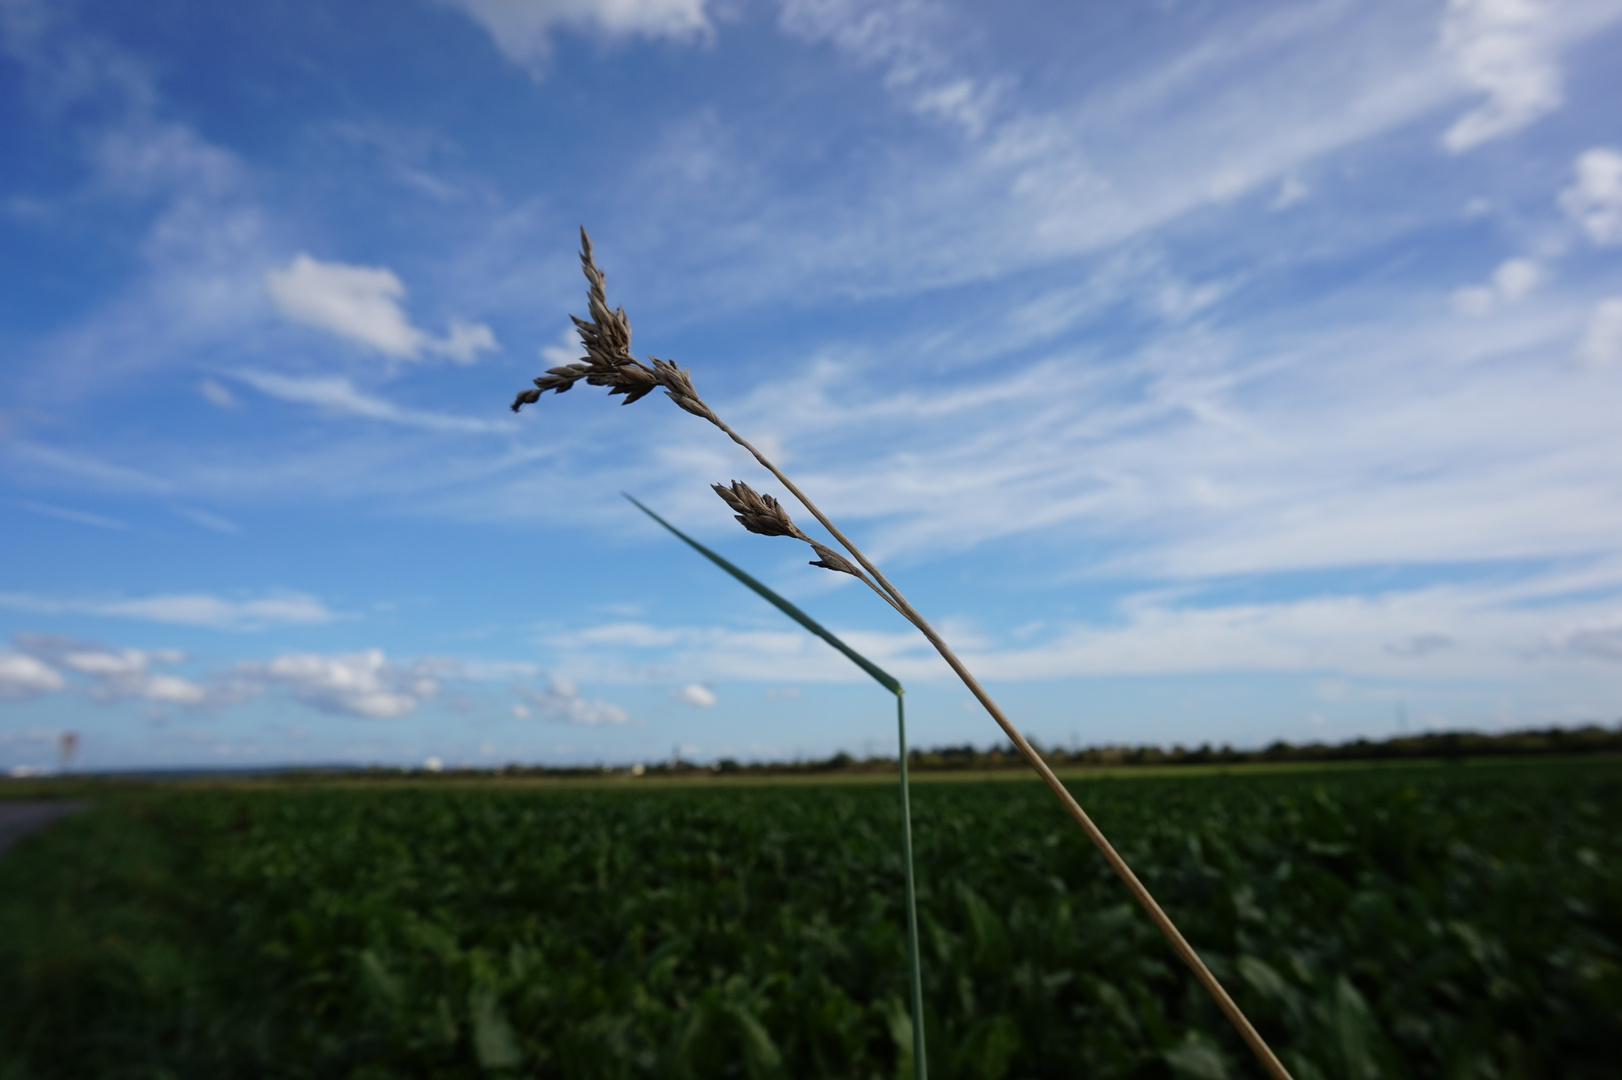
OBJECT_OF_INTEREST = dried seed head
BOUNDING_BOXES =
[512,230,647,410]
[652,357,718,423]
[586,358,661,405]
[808,543,862,578]
[713,480,807,540]
[512,228,721,419]
[712,481,865,579]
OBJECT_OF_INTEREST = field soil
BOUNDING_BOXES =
[0,800,86,857]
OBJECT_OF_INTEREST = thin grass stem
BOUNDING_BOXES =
[519,231,1293,1080]
[897,692,927,1080]
[710,417,1292,1080]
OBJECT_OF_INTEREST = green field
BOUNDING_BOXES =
[2,760,1619,1079]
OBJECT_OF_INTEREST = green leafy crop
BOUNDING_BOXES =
[2,760,1619,1078]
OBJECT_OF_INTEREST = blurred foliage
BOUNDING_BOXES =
[2,761,1619,1079]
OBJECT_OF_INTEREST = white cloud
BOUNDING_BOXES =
[1559,147,1622,245]
[1576,297,1622,367]
[17,640,210,706]
[550,558,1622,687]
[1439,0,1562,152]
[198,378,239,408]
[437,319,500,364]
[0,653,65,700]
[236,371,511,433]
[671,682,717,707]
[1451,257,1542,315]
[264,253,498,363]
[4,636,563,720]
[1492,258,1542,300]
[246,648,439,718]
[0,590,335,629]
[105,593,331,627]
[517,677,631,725]
[266,255,421,355]
[439,0,712,72]
[139,673,209,705]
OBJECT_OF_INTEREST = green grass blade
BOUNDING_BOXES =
[626,491,927,1080]
[897,693,928,1080]
[624,493,903,696]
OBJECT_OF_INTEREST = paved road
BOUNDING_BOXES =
[0,801,88,857]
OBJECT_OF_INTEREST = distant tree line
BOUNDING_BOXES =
[164,721,1617,785]
[448,721,1622,779]
[12,724,1613,792]
[980,722,1622,769]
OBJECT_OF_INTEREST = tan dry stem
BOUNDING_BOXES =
[513,228,1294,1080]
[703,417,1294,1080]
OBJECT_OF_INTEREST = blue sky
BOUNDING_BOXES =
[3,0,1622,773]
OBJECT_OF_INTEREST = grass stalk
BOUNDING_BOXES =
[625,494,928,1079]
[895,692,927,1080]
[517,229,1291,1080]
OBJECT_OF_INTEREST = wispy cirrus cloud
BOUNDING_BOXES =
[0,7,274,411]
[16,500,129,531]
[4,0,1621,766]
[170,505,241,534]
[235,371,513,433]
[551,619,935,684]
[777,0,1005,135]
[610,0,1622,311]
[544,557,1622,691]
[1439,0,1564,152]
[4,442,172,494]
[616,266,1617,582]
[0,591,337,629]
